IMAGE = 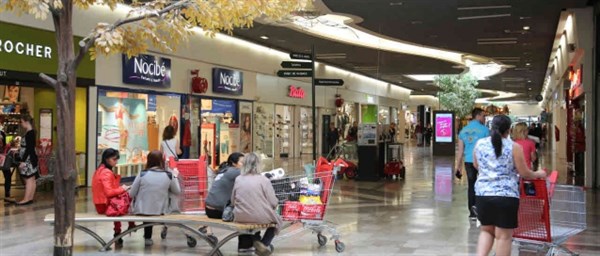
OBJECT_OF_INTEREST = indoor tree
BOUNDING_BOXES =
[435,73,481,119]
[0,0,308,255]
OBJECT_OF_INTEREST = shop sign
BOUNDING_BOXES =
[122,54,171,87]
[288,85,305,99]
[569,66,583,99]
[0,21,95,79]
[212,68,243,95]
[434,113,453,143]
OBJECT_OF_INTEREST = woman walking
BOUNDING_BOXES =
[15,115,38,205]
[473,115,546,256]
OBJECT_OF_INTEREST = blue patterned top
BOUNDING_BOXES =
[474,137,519,198]
[458,120,490,163]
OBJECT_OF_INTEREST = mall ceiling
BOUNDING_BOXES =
[233,0,590,101]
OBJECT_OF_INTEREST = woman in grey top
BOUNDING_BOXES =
[205,152,245,217]
[129,150,181,246]
[232,152,282,256]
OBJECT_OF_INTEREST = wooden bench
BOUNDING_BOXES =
[44,213,276,255]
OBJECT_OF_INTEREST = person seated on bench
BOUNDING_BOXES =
[204,152,246,252]
[231,152,282,256]
[92,148,135,246]
[129,150,181,246]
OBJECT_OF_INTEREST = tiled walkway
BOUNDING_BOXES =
[1,144,598,255]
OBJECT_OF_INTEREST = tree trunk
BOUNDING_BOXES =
[51,1,77,255]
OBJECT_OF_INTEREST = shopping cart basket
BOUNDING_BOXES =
[160,155,218,247]
[271,157,345,252]
[514,171,586,256]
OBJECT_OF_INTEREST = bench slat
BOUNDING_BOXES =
[44,213,275,231]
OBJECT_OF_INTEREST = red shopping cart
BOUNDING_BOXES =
[514,170,587,256]
[160,155,216,247]
[271,157,345,253]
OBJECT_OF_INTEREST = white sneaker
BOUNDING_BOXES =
[145,239,153,246]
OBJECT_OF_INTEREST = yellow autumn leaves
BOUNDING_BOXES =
[1,0,312,60]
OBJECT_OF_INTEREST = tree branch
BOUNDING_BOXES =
[71,0,190,69]
[40,73,58,90]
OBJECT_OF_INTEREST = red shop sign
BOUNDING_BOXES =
[288,85,305,99]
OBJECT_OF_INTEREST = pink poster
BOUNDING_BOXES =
[435,113,453,143]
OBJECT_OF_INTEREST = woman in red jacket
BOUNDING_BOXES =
[92,148,134,246]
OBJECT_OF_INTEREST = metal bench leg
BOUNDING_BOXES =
[206,231,241,256]
[73,224,108,248]
[100,222,151,251]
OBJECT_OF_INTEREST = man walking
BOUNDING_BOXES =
[456,108,489,220]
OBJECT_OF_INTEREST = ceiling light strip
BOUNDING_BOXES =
[457,5,512,11]
[477,41,517,45]
[458,14,511,20]
[477,38,518,42]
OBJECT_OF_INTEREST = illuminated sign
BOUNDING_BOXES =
[288,85,305,98]
[435,113,453,143]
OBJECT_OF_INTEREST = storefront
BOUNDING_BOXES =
[255,74,318,158]
[0,21,94,186]
[541,9,594,187]
[94,53,257,178]
[96,53,181,178]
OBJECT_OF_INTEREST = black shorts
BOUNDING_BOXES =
[475,196,519,229]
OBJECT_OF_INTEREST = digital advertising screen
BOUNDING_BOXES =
[435,113,453,143]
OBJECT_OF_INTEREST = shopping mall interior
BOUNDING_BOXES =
[1,0,599,255]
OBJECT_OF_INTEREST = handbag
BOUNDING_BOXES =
[0,147,13,171]
[222,201,234,222]
[106,192,132,216]
[18,160,38,177]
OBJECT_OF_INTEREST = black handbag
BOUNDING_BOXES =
[222,201,234,222]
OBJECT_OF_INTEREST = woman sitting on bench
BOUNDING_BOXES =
[129,150,181,246]
[231,152,281,256]
[92,148,135,246]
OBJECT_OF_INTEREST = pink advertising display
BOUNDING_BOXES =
[435,113,453,143]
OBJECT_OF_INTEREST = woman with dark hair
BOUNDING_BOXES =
[92,148,134,245]
[129,150,181,246]
[160,125,182,164]
[15,115,39,205]
[205,152,245,218]
[473,115,546,256]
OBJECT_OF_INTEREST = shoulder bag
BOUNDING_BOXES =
[0,146,13,171]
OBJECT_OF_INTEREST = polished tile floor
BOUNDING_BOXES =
[1,143,598,255]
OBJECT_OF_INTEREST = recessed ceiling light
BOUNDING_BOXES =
[260,35,269,40]
[421,89,425,91]
[523,26,530,30]
[390,2,403,6]
[527,80,532,83]
[526,63,531,66]
[528,88,532,90]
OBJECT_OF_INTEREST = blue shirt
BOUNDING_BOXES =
[458,120,489,163]
[474,137,519,198]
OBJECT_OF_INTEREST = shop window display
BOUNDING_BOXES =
[254,103,275,157]
[336,102,356,140]
[97,90,180,178]
[200,99,239,168]
[300,107,314,155]
[275,105,294,158]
